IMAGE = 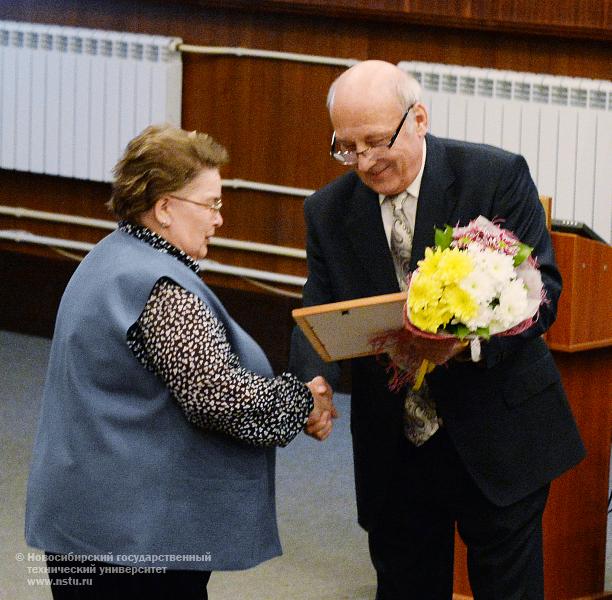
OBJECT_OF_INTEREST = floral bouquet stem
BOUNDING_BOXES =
[371,216,545,391]
[413,358,435,390]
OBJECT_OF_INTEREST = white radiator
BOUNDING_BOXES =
[399,61,612,243]
[0,21,182,183]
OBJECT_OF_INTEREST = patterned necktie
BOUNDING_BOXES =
[388,192,413,290]
[385,192,440,446]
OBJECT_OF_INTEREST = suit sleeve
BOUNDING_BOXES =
[288,196,343,387]
[480,154,561,367]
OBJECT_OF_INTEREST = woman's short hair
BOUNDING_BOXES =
[108,124,229,221]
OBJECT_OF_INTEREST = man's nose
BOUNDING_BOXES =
[356,150,376,170]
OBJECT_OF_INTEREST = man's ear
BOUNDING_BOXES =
[413,102,429,136]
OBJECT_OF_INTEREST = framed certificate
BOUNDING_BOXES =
[292,292,406,362]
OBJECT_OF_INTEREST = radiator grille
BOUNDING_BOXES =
[399,61,611,243]
[0,21,182,183]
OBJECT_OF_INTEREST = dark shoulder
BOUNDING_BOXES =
[306,171,361,212]
[303,172,364,228]
[431,135,524,175]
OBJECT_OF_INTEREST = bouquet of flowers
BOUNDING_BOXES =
[371,216,545,390]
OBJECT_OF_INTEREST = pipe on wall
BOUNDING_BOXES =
[0,205,307,259]
[0,229,307,288]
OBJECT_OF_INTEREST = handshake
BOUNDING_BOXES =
[305,376,338,442]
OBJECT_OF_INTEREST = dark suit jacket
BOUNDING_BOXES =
[290,134,585,530]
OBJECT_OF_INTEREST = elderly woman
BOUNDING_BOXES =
[25,125,335,599]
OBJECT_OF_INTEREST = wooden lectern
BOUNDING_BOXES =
[453,232,612,599]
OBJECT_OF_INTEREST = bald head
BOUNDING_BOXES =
[325,60,427,196]
[327,60,421,115]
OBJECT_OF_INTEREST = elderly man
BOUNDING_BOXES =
[290,60,584,599]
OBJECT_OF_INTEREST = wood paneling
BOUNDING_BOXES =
[544,348,612,598]
[0,0,609,311]
[547,234,612,351]
[167,0,612,41]
[163,0,612,40]
[1,0,610,291]
[0,249,300,374]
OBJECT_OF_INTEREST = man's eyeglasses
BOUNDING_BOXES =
[330,104,414,166]
[168,194,223,212]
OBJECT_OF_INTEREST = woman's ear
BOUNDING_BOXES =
[153,196,172,229]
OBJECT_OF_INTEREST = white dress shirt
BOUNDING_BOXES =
[378,138,427,248]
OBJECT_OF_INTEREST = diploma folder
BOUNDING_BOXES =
[292,292,406,362]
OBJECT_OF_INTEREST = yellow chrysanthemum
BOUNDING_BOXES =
[436,248,474,285]
[410,300,454,333]
[408,248,477,334]
[415,247,443,277]
[442,284,478,322]
[407,273,442,312]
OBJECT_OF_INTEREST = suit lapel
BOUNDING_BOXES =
[341,136,456,293]
[343,179,400,295]
[410,135,457,269]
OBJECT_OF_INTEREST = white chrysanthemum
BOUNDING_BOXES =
[460,262,496,305]
[463,304,495,331]
[490,279,529,332]
[516,262,543,319]
[475,247,516,291]
[516,262,539,290]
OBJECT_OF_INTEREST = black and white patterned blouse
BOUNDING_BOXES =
[121,221,314,447]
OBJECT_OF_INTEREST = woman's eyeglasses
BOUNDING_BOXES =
[168,194,223,212]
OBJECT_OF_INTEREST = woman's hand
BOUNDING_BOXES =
[305,376,338,441]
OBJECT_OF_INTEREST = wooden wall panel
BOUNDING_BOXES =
[0,249,301,373]
[182,57,346,191]
[1,1,609,256]
[547,234,612,350]
[0,0,610,331]
[183,0,612,40]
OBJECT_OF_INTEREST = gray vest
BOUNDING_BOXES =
[25,229,281,570]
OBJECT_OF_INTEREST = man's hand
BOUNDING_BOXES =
[408,334,468,365]
[305,376,338,441]
[398,318,470,366]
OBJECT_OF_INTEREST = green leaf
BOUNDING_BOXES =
[513,242,533,266]
[476,327,490,340]
[435,225,453,249]
[455,324,470,340]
